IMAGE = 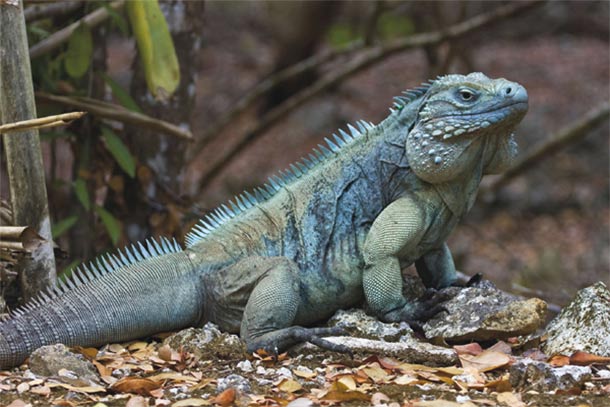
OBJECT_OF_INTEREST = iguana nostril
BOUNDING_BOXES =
[505,86,512,95]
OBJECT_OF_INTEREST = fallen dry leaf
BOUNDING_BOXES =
[322,390,370,402]
[459,350,511,372]
[569,350,610,366]
[487,341,512,355]
[110,377,161,396]
[454,343,483,356]
[29,385,51,396]
[277,378,303,393]
[336,375,357,391]
[293,369,317,379]
[371,391,390,405]
[211,388,236,406]
[548,354,570,367]
[158,345,181,362]
[361,363,391,383]
[126,396,149,407]
[413,400,476,407]
[47,382,106,393]
[496,392,525,407]
[172,398,212,407]
[147,372,198,383]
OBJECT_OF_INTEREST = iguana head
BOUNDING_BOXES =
[406,72,528,184]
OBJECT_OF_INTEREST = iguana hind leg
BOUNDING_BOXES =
[239,257,348,355]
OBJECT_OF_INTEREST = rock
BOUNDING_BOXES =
[328,309,413,341]
[296,336,458,366]
[542,282,610,357]
[423,281,547,342]
[29,344,99,385]
[216,374,251,394]
[163,323,247,361]
[509,358,592,392]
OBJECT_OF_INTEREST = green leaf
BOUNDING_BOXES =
[378,14,415,40]
[65,23,93,78]
[326,23,358,49]
[126,0,180,99]
[101,127,136,178]
[95,206,122,246]
[52,215,79,239]
[100,72,143,113]
[74,178,91,211]
[103,3,129,35]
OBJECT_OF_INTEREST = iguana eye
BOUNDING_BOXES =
[457,89,477,102]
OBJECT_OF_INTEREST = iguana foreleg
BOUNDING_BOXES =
[362,197,432,323]
[415,243,457,289]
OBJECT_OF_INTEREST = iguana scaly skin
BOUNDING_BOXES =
[0,73,528,368]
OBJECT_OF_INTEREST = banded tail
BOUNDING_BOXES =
[0,238,202,369]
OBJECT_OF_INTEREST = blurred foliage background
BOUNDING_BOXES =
[1,0,608,310]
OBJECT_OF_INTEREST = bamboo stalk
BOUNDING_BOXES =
[0,111,86,134]
[0,0,57,300]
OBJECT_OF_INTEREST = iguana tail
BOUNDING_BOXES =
[0,238,203,369]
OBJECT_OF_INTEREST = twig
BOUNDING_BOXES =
[487,101,610,192]
[36,92,193,140]
[0,226,44,251]
[29,0,124,59]
[0,111,86,134]
[195,0,544,191]
[24,1,82,22]
[187,41,363,160]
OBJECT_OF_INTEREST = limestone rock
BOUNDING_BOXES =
[163,322,247,361]
[328,308,413,341]
[216,373,251,394]
[29,343,99,385]
[423,281,547,342]
[301,336,458,366]
[542,282,610,357]
[509,358,591,392]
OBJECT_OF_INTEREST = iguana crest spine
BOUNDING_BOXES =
[184,80,434,248]
[6,237,182,319]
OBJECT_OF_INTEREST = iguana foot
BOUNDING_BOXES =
[247,326,351,356]
[452,272,483,287]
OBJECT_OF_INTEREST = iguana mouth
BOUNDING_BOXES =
[435,101,529,121]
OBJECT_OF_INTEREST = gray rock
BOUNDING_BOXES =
[163,323,247,360]
[509,358,592,392]
[216,373,251,394]
[542,282,610,357]
[423,282,547,342]
[328,309,413,341]
[297,336,457,366]
[29,343,100,385]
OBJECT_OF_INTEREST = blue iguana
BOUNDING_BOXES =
[0,73,528,368]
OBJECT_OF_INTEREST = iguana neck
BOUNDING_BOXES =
[432,137,496,217]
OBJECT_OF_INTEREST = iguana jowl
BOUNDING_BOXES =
[0,73,528,368]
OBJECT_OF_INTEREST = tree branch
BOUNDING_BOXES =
[187,41,364,161]
[0,111,86,134]
[487,101,610,192]
[24,0,82,23]
[29,0,124,59]
[194,0,544,192]
[36,93,193,140]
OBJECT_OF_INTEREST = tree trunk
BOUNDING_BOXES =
[0,0,57,302]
